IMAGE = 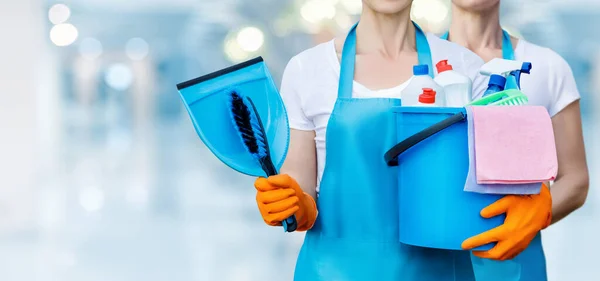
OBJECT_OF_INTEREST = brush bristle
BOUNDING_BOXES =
[229,91,267,159]
[497,96,528,106]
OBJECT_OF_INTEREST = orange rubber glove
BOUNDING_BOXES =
[462,183,552,260]
[254,174,318,231]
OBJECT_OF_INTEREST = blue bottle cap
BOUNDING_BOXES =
[488,74,507,88]
[413,65,429,76]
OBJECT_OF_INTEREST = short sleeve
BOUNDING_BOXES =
[548,54,581,117]
[280,56,314,131]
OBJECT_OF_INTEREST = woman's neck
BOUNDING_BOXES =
[448,4,503,51]
[355,6,414,59]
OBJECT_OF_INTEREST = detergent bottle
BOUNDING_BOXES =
[434,60,473,107]
[402,65,445,106]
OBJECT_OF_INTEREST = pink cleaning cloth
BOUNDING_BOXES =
[464,106,542,195]
[472,106,558,184]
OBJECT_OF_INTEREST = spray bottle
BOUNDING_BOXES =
[479,58,532,91]
[482,74,507,97]
[475,58,532,104]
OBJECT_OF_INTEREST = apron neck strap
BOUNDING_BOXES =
[501,29,515,60]
[441,29,515,60]
[338,21,433,99]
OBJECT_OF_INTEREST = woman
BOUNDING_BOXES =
[253,0,551,280]
[445,0,590,279]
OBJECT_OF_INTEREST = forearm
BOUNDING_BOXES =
[549,174,589,224]
[280,129,318,200]
[547,101,589,225]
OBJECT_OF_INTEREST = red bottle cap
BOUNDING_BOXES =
[419,88,436,104]
[422,88,436,96]
[436,60,453,73]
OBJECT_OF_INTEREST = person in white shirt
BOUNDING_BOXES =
[251,1,561,280]
[279,29,487,189]
[443,0,589,280]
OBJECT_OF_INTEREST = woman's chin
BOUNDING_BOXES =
[363,0,412,15]
[451,0,500,12]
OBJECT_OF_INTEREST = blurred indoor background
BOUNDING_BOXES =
[0,0,597,280]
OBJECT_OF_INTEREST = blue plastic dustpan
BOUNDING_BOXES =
[176,57,289,177]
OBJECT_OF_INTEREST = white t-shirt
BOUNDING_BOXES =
[509,39,581,117]
[280,34,487,190]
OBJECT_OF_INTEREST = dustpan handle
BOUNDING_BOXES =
[384,112,466,166]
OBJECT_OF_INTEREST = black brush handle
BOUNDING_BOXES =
[247,97,298,233]
[261,156,298,233]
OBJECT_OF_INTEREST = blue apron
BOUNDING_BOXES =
[442,30,548,281]
[294,22,477,281]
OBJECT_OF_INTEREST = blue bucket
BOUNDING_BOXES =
[385,107,504,251]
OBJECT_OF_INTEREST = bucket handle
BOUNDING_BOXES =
[384,112,466,166]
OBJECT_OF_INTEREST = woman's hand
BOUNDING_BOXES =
[255,174,317,231]
[254,129,319,231]
[462,183,552,260]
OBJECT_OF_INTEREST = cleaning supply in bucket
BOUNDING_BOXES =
[402,65,445,106]
[469,88,529,106]
[471,58,532,106]
[482,74,506,97]
[479,58,532,91]
[472,106,558,185]
[228,91,297,232]
[505,62,531,90]
[434,60,472,107]
[417,88,437,107]
[479,58,532,88]
[463,106,542,195]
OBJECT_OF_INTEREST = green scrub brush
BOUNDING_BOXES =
[469,89,528,106]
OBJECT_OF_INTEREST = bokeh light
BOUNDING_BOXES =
[50,23,79,47]
[126,37,150,61]
[79,186,104,212]
[412,0,449,33]
[126,185,149,209]
[224,37,250,62]
[48,3,71,25]
[105,63,134,91]
[301,0,336,24]
[78,37,103,60]
[334,12,353,29]
[340,0,362,15]
[236,27,265,52]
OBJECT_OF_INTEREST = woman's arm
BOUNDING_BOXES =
[280,129,318,200]
[549,100,589,224]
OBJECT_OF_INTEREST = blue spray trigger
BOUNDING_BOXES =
[520,62,532,74]
[505,62,532,90]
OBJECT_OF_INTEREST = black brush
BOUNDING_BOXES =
[228,91,298,232]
